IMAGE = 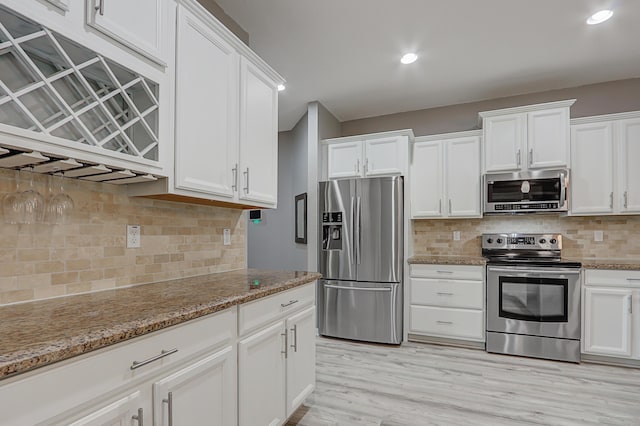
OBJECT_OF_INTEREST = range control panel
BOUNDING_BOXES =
[482,233,562,251]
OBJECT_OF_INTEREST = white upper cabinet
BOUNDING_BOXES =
[238,57,278,206]
[323,130,412,180]
[618,117,640,213]
[411,132,481,219]
[174,5,238,198]
[570,112,640,216]
[480,100,574,173]
[86,0,167,65]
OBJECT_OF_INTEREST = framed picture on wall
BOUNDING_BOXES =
[295,193,307,244]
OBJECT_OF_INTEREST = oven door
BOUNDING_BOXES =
[486,265,580,340]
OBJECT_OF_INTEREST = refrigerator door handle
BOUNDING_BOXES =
[356,196,362,265]
[350,196,356,264]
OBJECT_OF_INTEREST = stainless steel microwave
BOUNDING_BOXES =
[484,169,568,214]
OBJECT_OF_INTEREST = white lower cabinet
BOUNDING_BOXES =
[238,283,316,426]
[408,264,485,345]
[153,345,236,426]
[67,389,147,426]
[582,269,640,361]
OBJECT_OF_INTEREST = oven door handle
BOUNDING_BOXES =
[487,267,581,275]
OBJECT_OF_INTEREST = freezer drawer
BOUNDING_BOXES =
[319,280,402,344]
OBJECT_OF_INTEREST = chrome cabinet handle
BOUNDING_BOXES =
[130,348,178,370]
[436,320,453,325]
[610,192,613,209]
[436,270,454,274]
[163,392,174,426]
[95,0,105,15]
[281,330,288,358]
[356,159,360,174]
[132,408,144,425]
[448,199,452,214]
[439,199,442,214]
[290,325,298,352]
[528,148,533,166]
[437,292,454,296]
[627,278,640,282]
[516,149,521,166]
[281,299,299,308]
[231,163,238,191]
[624,191,628,209]
[243,168,249,194]
[629,295,633,314]
[364,158,368,175]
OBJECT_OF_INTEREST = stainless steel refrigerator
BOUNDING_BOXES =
[317,176,403,344]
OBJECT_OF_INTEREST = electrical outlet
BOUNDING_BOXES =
[453,231,461,241]
[594,230,604,242]
[223,228,231,246]
[127,225,141,248]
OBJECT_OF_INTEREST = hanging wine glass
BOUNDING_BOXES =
[2,169,23,224]
[46,173,74,225]
[19,168,45,224]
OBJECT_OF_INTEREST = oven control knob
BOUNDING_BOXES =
[539,238,546,244]
[496,238,503,244]
[487,238,493,244]
[550,238,557,244]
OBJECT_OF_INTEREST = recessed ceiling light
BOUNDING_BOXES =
[587,9,613,25]
[400,53,418,65]
[277,84,286,92]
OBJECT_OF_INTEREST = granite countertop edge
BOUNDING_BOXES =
[0,270,322,379]
[407,255,486,266]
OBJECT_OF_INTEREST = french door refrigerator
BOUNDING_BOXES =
[318,176,403,344]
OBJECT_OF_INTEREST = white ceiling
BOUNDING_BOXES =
[214,0,640,131]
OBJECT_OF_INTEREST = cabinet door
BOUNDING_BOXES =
[327,141,362,179]
[286,305,316,417]
[87,0,165,64]
[174,6,239,198]
[570,122,614,215]
[483,113,525,172]
[410,141,443,218]
[364,136,406,176]
[446,136,481,217]
[527,108,569,169]
[238,58,278,206]
[238,321,286,426]
[66,390,145,426]
[153,346,236,426]
[583,287,633,357]
[618,118,640,213]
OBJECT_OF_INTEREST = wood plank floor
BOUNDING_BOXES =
[286,337,640,426]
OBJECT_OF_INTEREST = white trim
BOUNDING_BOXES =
[570,110,640,125]
[414,129,482,143]
[177,0,285,85]
[322,128,414,145]
[478,99,576,120]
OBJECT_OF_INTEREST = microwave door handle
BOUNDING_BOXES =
[560,171,566,207]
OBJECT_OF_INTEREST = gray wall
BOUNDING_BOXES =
[341,78,640,137]
[247,113,308,270]
[198,0,249,45]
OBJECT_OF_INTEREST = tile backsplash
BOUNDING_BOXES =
[0,169,245,305]
[413,215,640,259]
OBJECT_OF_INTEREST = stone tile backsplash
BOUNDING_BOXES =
[413,215,640,259]
[0,169,246,305]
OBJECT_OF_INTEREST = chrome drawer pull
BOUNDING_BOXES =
[436,292,454,296]
[291,325,298,352]
[436,320,453,325]
[626,278,640,282]
[130,348,178,370]
[281,299,299,308]
[281,330,288,358]
[436,270,454,274]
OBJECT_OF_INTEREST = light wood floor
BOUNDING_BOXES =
[287,337,640,426]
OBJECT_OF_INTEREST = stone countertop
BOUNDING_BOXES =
[570,258,640,271]
[408,255,486,266]
[0,269,321,379]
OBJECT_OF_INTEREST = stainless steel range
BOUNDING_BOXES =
[483,233,582,363]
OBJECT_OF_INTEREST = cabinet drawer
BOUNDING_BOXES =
[238,283,315,336]
[410,264,484,280]
[410,306,484,341]
[585,269,640,288]
[0,308,235,426]
[410,278,483,309]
